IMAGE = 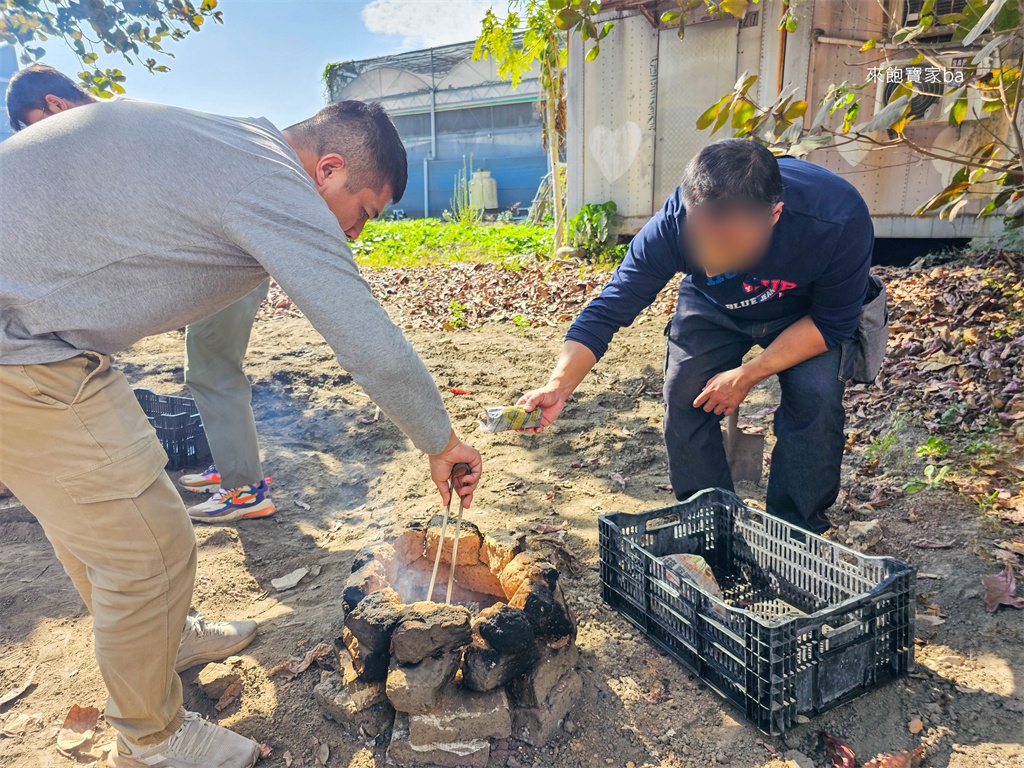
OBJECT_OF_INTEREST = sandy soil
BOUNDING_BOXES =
[1,302,1022,768]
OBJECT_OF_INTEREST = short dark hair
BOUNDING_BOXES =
[681,138,783,212]
[286,100,408,203]
[5,64,93,132]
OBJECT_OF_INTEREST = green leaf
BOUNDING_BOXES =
[554,9,583,29]
[937,13,965,25]
[859,38,876,52]
[201,0,217,9]
[548,0,569,9]
[713,99,733,133]
[720,0,749,17]
[661,9,682,23]
[963,0,1009,46]
[696,94,731,129]
[731,99,756,128]
[949,96,968,125]
[782,99,807,120]
[600,21,614,39]
[585,44,600,62]
[921,0,936,14]
[863,94,909,132]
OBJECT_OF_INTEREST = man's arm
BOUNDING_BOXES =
[519,190,686,431]
[693,316,827,415]
[220,170,481,506]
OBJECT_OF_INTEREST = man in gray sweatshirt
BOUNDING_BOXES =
[0,98,482,768]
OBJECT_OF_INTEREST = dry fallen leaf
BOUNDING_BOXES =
[317,741,330,765]
[981,564,1024,612]
[56,704,99,755]
[819,730,857,768]
[259,742,273,759]
[610,472,627,490]
[449,388,471,395]
[215,679,243,712]
[912,539,954,549]
[0,665,37,708]
[283,749,293,767]
[268,643,334,680]
[862,745,926,768]
[2,712,41,738]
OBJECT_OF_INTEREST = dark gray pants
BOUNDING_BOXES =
[663,284,847,533]
[183,279,269,490]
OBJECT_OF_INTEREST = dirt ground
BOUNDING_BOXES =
[1,297,1022,768]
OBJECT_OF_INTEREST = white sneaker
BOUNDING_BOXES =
[115,711,259,767]
[178,465,221,493]
[175,615,258,673]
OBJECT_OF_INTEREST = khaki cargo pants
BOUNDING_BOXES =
[0,352,195,745]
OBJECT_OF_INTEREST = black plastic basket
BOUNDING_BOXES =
[598,489,915,735]
[133,388,212,471]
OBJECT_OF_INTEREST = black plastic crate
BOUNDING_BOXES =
[133,388,212,471]
[598,489,915,735]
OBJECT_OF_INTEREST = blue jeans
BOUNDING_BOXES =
[663,284,847,533]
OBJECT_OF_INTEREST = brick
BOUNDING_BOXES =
[195,662,240,700]
[343,559,389,613]
[408,685,511,744]
[425,515,482,567]
[391,602,472,665]
[509,638,579,708]
[386,652,459,714]
[480,530,524,577]
[512,667,582,746]
[388,712,490,768]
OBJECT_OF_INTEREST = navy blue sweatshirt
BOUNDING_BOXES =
[566,157,874,359]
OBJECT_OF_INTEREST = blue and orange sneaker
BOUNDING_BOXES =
[187,479,275,523]
[179,464,222,493]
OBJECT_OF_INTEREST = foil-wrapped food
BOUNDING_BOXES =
[478,406,543,433]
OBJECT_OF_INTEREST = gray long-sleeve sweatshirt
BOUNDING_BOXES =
[0,99,452,455]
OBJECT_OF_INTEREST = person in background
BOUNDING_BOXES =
[518,139,873,534]
[1,92,481,767]
[9,65,361,524]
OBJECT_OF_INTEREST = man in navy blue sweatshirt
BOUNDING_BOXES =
[519,139,873,533]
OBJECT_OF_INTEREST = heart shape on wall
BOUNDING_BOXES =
[589,122,642,183]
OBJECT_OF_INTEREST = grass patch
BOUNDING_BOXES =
[350,218,553,268]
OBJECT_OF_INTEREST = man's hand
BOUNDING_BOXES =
[429,430,482,508]
[516,385,566,434]
[693,366,755,416]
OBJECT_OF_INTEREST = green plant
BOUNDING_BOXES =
[864,414,904,463]
[903,463,952,494]
[448,300,469,329]
[512,314,531,329]
[567,200,622,262]
[916,436,951,459]
[450,155,483,226]
[964,439,1000,456]
[1,0,223,96]
[347,218,552,268]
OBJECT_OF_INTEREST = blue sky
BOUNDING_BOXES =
[24,0,498,128]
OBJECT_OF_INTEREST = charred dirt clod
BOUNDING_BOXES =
[499,552,557,600]
[350,543,400,585]
[480,530,525,577]
[313,663,389,721]
[386,652,460,714]
[391,602,473,665]
[341,627,390,683]
[343,587,402,654]
[388,526,427,567]
[343,559,388,613]
[508,578,574,639]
